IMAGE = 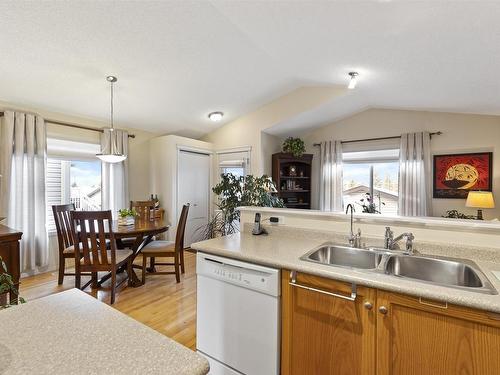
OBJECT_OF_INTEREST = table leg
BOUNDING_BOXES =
[97,235,150,287]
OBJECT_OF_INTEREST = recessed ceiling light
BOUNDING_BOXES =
[208,111,224,122]
[348,72,359,89]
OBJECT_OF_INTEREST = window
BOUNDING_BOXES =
[342,148,399,215]
[46,139,102,232]
[217,148,251,179]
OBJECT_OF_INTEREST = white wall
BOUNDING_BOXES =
[260,132,282,176]
[302,108,500,219]
[203,86,346,177]
[149,135,213,240]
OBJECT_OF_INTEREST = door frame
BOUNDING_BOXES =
[175,145,213,231]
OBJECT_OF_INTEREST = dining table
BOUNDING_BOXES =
[95,218,169,287]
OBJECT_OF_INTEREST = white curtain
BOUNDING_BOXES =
[399,132,432,216]
[100,129,129,217]
[0,111,48,273]
[319,140,343,211]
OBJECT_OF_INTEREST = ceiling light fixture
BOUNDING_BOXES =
[208,111,224,122]
[96,76,127,163]
[348,72,359,89]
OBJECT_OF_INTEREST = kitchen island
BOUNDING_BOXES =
[0,289,209,375]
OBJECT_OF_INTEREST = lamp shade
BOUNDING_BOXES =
[466,191,495,209]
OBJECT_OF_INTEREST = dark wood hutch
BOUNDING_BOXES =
[272,153,313,209]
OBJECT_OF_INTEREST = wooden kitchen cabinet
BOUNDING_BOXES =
[281,270,377,375]
[282,270,500,375]
[376,290,500,375]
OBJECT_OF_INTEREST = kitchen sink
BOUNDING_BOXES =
[301,244,385,270]
[300,243,497,295]
[385,255,498,294]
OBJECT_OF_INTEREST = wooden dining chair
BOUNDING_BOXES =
[71,210,133,304]
[141,204,189,284]
[52,204,91,285]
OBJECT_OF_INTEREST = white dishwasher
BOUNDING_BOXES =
[196,252,280,375]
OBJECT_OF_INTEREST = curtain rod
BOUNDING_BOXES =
[0,111,136,139]
[313,131,442,147]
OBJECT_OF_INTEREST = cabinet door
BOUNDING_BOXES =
[377,290,500,375]
[281,270,376,375]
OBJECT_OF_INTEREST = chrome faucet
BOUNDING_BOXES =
[346,204,361,248]
[384,226,415,255]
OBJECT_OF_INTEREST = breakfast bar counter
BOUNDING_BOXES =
[0,289,209,375]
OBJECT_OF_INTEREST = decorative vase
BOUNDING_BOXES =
[118,216,135,226]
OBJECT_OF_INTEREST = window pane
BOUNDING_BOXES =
[342,160,399,216]
[46,158,101,233]
[221,167,245,178]
[70,161,101,210]
[343,163,371,209]
[373,162,399,215]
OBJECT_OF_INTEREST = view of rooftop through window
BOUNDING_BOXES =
[343,161,399,215]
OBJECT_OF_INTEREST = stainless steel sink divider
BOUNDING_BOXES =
[289,270,357,301]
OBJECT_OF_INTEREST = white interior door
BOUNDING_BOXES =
[178,150,210,247]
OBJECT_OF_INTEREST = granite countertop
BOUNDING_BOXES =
[192,229,500,314]
[0,289,209,375]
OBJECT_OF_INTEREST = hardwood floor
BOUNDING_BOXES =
[19,251,198,350]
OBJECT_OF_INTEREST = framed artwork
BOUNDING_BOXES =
[433,152,493,199]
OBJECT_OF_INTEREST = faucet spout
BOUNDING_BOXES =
[388,231,415,255]
[345,204,361,248]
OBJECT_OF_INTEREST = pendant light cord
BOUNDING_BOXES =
[109,77,117,154]
[110,79,114,130]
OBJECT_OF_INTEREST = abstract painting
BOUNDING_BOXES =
[433,152,492,199]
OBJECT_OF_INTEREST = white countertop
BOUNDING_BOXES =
[192,230,500,314]
[0,289,209,375]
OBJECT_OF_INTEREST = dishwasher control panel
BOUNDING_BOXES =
[197,252,280,296]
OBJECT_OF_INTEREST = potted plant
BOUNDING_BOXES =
[1,256,25,308]
[118,208,138,226]
[199,174,284,239]
[357,192,385,214]
[282,137,306,158]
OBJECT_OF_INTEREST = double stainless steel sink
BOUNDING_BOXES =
[301,244,497,295]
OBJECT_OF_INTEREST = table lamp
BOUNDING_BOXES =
[466,191,495,220]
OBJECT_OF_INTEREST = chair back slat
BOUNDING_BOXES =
[175,204,190,252]
[130,200,155,221]
[71,210,116,267]
[97,219,109,265]
[88,219,100,265]
[52,204,75,252]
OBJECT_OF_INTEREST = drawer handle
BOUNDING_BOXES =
[289,271,357,302]
[419,297,448,309]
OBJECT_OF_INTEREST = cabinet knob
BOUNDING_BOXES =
[363,301,373,310]
[379,306,388,315]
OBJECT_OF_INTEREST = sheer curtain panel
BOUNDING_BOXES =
[398,132,432,216]
[0,110,48,273]
[319,140,343,211]
[100,129,129,217]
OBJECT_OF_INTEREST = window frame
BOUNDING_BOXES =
[342,147,400,216]
[46,138,102,234]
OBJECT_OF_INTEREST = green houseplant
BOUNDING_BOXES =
[117,208,138,226]
[0,256,25,308]
[282,137,306,158]
[200,174,284,239]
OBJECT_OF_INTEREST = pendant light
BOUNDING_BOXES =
[96,76,127,163]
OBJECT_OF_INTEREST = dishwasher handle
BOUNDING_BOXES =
[289,270,357,302]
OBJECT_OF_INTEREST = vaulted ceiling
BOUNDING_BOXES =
[1,1,499,138]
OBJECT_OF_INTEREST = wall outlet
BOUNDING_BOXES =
[269,216,285,225]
